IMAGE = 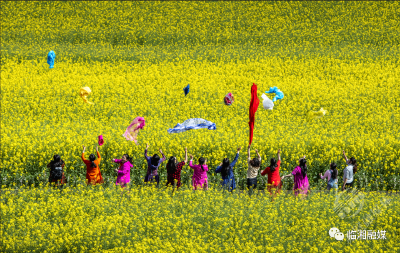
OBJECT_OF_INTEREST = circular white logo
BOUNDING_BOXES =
[334,232,344,241]
[329,227,340,237]
[329,227,344,241]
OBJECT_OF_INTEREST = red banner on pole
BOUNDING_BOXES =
[249,83,260,145]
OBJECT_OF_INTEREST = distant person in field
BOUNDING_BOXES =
[81,145,104,185]
[261,149,282,196]
[342,150,357,191]
[166,147,188,189]
[47,154,66,187]
[215,147,242,192]
[113,154,133,187]
[188,154,209,190]
[281,156,309,197]
[144,143,166,186]
[247,144,261,190]
[320,162,338,191]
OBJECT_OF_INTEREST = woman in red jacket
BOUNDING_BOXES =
[261,149,282,197]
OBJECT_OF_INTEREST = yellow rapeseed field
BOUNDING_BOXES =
[1,1,399,190]
[1,185,399,252]
[1,57,400,191]
[1,1,400,251]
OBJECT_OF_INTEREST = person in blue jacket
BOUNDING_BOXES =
[215,147,242,192]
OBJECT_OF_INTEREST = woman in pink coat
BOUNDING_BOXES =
[188,154,208,190]
[113,154,133,187]
[281,155,309,197]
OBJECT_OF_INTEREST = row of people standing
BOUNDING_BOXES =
[318,151,358,191]
[47,144,357,194]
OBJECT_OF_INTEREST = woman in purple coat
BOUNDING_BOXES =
[144,143,166,186]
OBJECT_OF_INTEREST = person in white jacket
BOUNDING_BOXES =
[342,151,358,191]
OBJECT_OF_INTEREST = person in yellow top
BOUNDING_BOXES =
[81,145,104,185]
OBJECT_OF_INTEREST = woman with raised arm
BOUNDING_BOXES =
[342,150,358,191]
[188,154,209,190]
[261,149,282,196]
[246,144,261,190]
[113,154,133,187]
[144,143,166,186]
[166,147,188,189]
[281,155,309,197]
[81,145,103,185]
[215,147,242,192]
[320,162,338,191]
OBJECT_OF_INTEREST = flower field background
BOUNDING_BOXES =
[1,1,400,252]
[1,185,400,252]
[1,1,399,191]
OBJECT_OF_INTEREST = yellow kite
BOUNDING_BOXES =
[80,87,94,105]
[307,108,327,121]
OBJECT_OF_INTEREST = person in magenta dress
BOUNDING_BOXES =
[144,143,166,186]
[281,155,309,197]
[188,154,208,190]
[112,154,133,187]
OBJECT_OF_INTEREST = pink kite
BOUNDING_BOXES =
[98,135,104,146]
[224,93,234,106]
[123,117,145,144]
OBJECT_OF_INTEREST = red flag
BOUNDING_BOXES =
[249,83,260,145]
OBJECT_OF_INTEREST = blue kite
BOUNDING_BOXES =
[47,51,56,69]
[265,86,284,102]
[183,84,190,96]
[168,118,216,134]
